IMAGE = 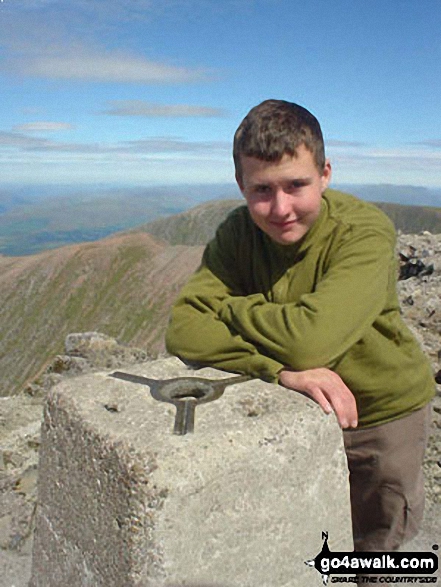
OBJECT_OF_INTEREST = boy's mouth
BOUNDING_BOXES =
[270,219,299,228]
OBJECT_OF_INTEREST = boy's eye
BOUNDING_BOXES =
[253,185,272,196]
[288,181,307,190]
[256,185,271,193]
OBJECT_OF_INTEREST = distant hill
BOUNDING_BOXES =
[1,183,440,256]
[133,199,243,245]
[374,202,441,234]
[0,184,240,256]
[338,184,441,207]
[136,197,441,247]
[0,187,189,256]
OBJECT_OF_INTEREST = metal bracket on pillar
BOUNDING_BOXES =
[109,372,252,435]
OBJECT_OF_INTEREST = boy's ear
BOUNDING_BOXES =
[320,159,332,193]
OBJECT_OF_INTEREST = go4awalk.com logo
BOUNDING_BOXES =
[305,532,439,585]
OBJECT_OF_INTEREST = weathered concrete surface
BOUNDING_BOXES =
[29,357,352,587]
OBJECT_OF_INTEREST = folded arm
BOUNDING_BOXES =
[165,263,284,382]
[218,229,395,371]
[166,260,360,427]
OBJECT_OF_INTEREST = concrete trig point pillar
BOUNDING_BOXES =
[29,357,353,587]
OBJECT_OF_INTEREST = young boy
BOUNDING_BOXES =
[165,99,435,552]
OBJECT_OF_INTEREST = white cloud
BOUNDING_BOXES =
[0,1,214,84]
[13,122,75,133]
[122,138,230,153]
[0,132,51,149]
[328,144,441,187]
[67,0,158,23]
[6,49,210,84]
[103,101,226,117]
[413,140,441,148]
[326,139,366,148]
[4,0,62,9]
[0,0,156,20]
[1,131,440,187]
[0,155,235,186]
[0,131,229,155]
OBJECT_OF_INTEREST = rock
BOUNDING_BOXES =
[399,251,434,280]
[29,358,352,587]
[24,333,153,398]
[46,355,90,375]
[396,233,441,381]
[64,331,120,356]
[64,332,149,367]
[2,451,24,469]
[1,334,154,586]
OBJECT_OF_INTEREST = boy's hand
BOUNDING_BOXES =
[278,368,358,429]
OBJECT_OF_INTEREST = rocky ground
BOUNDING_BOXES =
[0,333,155,586]
[0,232,440,587]
[396,232,441,515]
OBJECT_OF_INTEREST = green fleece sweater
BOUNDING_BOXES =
[166,189,435,428]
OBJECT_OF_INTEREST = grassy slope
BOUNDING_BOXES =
[0,233,203,396]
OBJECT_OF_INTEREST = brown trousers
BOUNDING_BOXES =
[343,403,432,552]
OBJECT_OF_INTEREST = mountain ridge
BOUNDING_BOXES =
[134,197,441,246]
[1,197,440,397]
[1,185,441,256]
[0,231,203,396]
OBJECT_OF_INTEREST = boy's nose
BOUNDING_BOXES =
[271,189,291,217]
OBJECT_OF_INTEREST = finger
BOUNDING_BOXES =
[306,387,334,416]
[324,387,358,429]
[339,388,358,428]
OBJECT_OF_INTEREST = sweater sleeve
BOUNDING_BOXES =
[218,227,396,371]
[165,217,284,382]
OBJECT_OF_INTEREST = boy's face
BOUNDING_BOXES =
[237,144,332,245]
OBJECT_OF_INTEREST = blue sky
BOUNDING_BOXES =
[0,0,440,188]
